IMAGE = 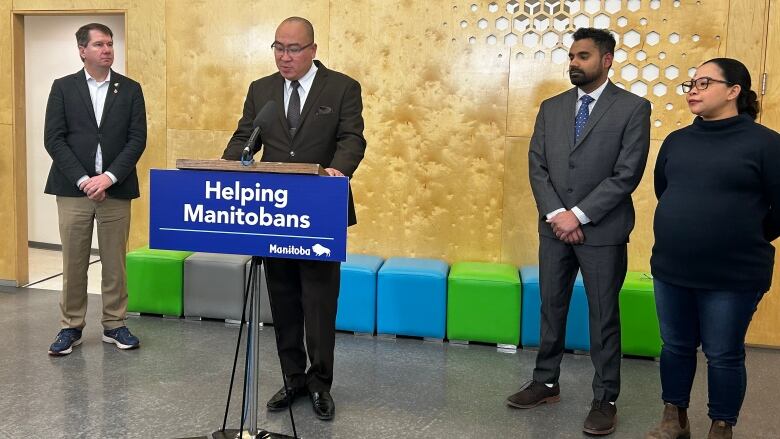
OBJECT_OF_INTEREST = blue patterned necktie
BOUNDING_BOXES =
[574,94,595,141]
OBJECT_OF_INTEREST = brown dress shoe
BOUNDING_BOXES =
[707,420,733,439]
[583,400,617,435]
[645,403,691,439]
[506,381,560,409]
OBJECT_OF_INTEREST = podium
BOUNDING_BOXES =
[155,159,349,439]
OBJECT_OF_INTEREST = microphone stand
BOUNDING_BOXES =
[209,257,297,439]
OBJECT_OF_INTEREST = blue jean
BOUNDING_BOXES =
[654,278,764,425]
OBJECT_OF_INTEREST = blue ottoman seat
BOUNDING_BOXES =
[377,257,449,339]
[520,265,590,351]
[336,254,384,334]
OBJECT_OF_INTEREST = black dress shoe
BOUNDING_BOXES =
[310,391,335,420]
[266,385,306,411]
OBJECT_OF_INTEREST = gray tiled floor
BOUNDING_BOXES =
[1,287,779,439]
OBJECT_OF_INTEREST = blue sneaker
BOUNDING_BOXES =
[102,326,140,350]
[48,328,83,356]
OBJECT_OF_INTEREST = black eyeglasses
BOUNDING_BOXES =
[271,42,313,56]
[680,77,734,93]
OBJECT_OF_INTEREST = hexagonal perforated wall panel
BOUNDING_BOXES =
[455,1,723,132]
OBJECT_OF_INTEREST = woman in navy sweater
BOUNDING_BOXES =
[646,58,780,439]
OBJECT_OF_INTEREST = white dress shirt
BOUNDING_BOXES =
[283,62,318,117]
[76,69,117,189]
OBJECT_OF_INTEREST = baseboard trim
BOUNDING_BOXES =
[29,241,99,256]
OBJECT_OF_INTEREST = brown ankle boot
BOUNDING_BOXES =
[707,420,733,439]
[645,403,691,439]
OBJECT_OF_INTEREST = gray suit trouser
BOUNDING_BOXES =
[533,235,627,403]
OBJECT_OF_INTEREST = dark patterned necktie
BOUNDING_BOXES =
[287,80,301,136]
[574,94,595,141]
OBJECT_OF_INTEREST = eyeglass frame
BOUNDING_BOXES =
[271,41,314,56]
[680,76,735,93]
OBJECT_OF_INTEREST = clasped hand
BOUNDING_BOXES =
[79,174,113,202]
[547,210,584,245]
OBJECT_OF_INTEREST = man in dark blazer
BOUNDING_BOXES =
[44,23,146,356]
[506,28,650,436]
[222,16,366,421]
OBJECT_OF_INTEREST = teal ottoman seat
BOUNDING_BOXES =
[447,262,521,346]
[377,257,449,339]
[520,265,590,351]
[336,254,384,334]
[127,246,193,317]
[620,272,662,358]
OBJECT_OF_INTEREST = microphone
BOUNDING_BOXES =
[242,101,277,159]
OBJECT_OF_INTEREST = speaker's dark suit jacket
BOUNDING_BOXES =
[222,60,366,392]
[222,60,366,225]
[44,69,147,199]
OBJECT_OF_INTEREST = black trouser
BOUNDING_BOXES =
[533,236,627,403]
[264,257,340,393]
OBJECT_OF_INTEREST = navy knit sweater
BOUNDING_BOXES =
[651,113,780,292]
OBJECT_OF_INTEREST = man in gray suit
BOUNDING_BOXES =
[506,28,651,436]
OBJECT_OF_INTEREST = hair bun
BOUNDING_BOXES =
[744,89,760,119]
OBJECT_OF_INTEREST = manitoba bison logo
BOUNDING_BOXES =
[312,243,331,257]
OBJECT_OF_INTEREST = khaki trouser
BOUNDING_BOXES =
[56,196,130,330]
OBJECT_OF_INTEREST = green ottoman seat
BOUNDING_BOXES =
[127,246,193,317]
[619,272,662,358]
[447,262,521,346]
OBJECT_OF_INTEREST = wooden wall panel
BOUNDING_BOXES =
[626,139,661,272]
[761,0,780,132]
[12,12,28,284]
[748,256,780,346]
[0,0,12,124]
[331,1,509,262]
[165,0,330,132]
[125,0,165,249]
[501,136,538,266]
[0,1,13,282]
[12,0,130,10]
[725,0,768,83]
[0,125,16,280]
[746,0,780,346]
[166,129,233,168]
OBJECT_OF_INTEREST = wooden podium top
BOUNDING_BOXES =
[175,159,327,176]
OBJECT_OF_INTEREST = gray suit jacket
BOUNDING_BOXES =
[528,80,651,246]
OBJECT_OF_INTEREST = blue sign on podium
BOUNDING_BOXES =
[149,168,348,261]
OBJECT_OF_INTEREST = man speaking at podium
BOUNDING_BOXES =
[222,17,366,421]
